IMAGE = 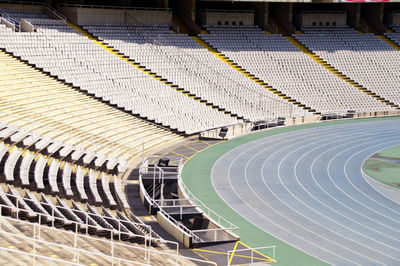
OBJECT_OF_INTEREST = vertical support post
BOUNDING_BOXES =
[74,223,78,261]
[273,246,276,260]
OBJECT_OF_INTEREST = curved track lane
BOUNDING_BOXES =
[211,120,400,265]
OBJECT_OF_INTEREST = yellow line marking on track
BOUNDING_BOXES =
[192,248,273,261]
[239,241,277,262]
[228,241,239,265]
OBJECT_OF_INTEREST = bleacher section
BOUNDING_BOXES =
[385,24,400,46]
[295,26,400,107]
[2,3,400,265]
[0,10,240,134]
[0,214,192,265]
[83,23,309,122]
[0,48,182,163]
[201,25,395,116]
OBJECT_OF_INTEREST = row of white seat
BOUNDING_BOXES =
[0,121,128,209]
[296,26,400,106]
[0,185,151,243]
[0,16,240,134]
[84,24,310,121]
[201,26,393,114]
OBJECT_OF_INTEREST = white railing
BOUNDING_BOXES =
[177,176,240,237]
[0,246,83,265]
[140,158,239,243]
[0,212,215,265]
[0,105,135,166]
[0,195,154,242]
[0,228,148,265]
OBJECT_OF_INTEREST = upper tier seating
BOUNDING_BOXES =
[84,24,309,121]
[0,15,239,134]
[1,9,49,21]
[0,48,182,163]
[385,24,400,46]
[295,26,400,106]
[201,25,394,115]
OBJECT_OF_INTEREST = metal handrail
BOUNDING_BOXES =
[0,193,154,241]
[139,160,240,243]
[138,166,204,243]
[0,212,214,265]
[43,3,66,21]
[0,104,131,166]
[177,175,240,236]
[0,246,83,265]
[0,229,148,265]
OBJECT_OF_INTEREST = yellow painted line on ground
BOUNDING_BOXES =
[239,241,277,262]
[193,248,228,255]
[140,216,155,222]
[200,140,213,146]
[192,248,273,262]
[183,141,222,166]
[191,249,212,263]
[228,241,239,265]
[182,144,202,153]
[169,150,190,159]
[126,180,139,184]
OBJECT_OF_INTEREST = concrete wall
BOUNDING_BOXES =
[0,3,43,12]
[362,3,385,33]
[0,17,15,31]
[342,3,360,29]
[393,12,400,25]
[252,2,269,29]
[58,7,77,24]
[58,6,171,25]
[20,19,34,32]
[198,10,254,26]
[157,212,192,248]
[300,12,347,27]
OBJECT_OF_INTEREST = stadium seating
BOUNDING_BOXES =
[295,26,400,106]
[83,23,309,121]
[0,10,240,134]
[0,47,182,163]
[201,25,394,115]
[0,119,159,238]
[385,24,400,46]
[0,213,188,265]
